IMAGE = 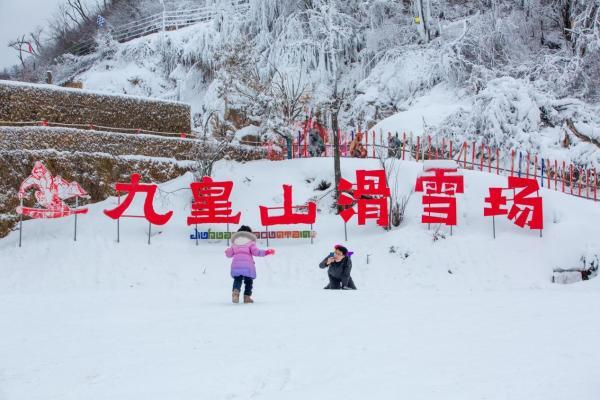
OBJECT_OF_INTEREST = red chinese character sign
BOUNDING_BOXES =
[415,168,464,226]
[484,177,543,236]
[260,185,316,226]
[16,161,89,219]
[259,184,316,245]
[187,177,241,225]
[103,173,173,243]
[338,170,390,227]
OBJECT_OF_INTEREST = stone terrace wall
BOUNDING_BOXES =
[0,126,267,238]
[0,80,191,133]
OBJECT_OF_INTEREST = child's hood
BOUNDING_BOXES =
[231,231,257,246]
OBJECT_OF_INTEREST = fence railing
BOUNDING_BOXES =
[256,129,599,203]
[65,0,250,56]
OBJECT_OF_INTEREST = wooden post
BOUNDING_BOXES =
[471,140,476,169]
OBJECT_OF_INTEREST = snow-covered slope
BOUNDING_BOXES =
[0,158,599,399]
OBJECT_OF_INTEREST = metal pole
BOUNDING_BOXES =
[148,222,152,245]
[18,198,23,248]
[344,222,347,242]
[492,216,496,239]
[541,159,545,188]
[266,225,269,247]
[310,223,313,244]
[195,223,199,246]
[74,197,78,242]
[117,193,120,243]
[227,222,230,246]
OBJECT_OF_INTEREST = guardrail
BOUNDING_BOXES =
[65,0,249,56]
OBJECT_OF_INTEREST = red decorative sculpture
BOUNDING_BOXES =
[338,170,390,226]
[484,176,543,229]
[17,161,89,218]
[260,184,316,226]
[187,176,241,225]
[415,168,464,225]
[103,173,173,225]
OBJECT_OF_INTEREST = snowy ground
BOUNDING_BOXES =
[1,158,599,399]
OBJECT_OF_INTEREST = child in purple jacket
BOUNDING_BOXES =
[225,225,275,303]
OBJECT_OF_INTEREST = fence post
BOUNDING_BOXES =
[578,167,583,196]
[428,136,431,160]
[587,169,591,198]
[518,152,522,177]
[547,159,551,189]
[479,142,484,171]
[594,168,598,201]
[569,164,573,194]
[442,138,446,159]
[510,150,515,177]
[402,132,406,160]
[541,158,545,188]
[554,160,558,190]
[449,140,453,161]
[463,142,467,168]
[372,131,376,158]
[487,146,491,172]
[496,148,500,174]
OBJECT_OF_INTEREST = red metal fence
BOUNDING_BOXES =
[261,129,598,203]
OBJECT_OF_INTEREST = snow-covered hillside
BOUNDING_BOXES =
[14,1,591,171]
[1,158,599,399]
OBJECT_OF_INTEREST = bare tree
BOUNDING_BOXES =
[375,140,413,229]
[328,77,346,212]
[7,35,35,70]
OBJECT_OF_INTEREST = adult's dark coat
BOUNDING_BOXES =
[319,255,353,287]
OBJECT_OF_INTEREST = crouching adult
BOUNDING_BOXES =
[319,244,357,290]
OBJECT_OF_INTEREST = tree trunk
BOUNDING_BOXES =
[332,110,342,213]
